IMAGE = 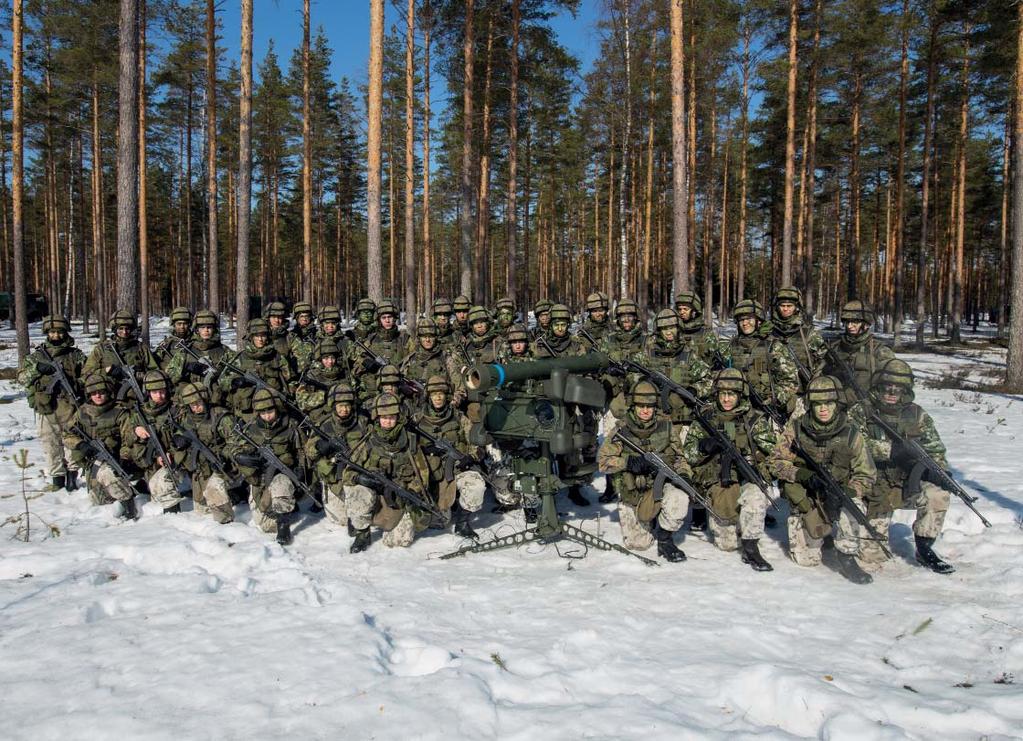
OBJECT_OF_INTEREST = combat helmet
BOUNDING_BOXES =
[630,380,660,407]
[714,367,749,398]
[42,315,70,334]
[806,375,844,407]
[585,292,609,312]
[733,299,765,324]
[840,300,873,325]
[251,388,279,414]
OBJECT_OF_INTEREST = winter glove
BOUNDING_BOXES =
[171,433,190,450]
[889,440,916,468]
[184,361,209,376]
[35,361,56,375]
[314,438,339,457]
[74,440,94,459]
[230,376,247,391]
[921,466,950,486]
[233,453,262,469]
[625,455,653,475]
[698,437,723,456]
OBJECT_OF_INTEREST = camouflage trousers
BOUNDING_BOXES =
[618,483,690,551]
[193,473,234,524]
[858,482,950,566]
[147,467,184,511]
[708,483,769,551]
[324,482,348,527]
[89,463,134,506]
[787,502,865,567]
[450,470,486,514]
[39,413,73,478]
[248,474,296,533]
[343,483,416,548]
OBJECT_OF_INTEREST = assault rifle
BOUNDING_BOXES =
[613,431,725,523]
[407,419,494,488]
[233,422,315,499]
[110,344,192,495]
[70,423,146,503]
[167,413,243,489]
[824,343,991,528]
[326,440,443,518]
[38,346,82,415]
[787,434,893,558]
[174,339,225,386]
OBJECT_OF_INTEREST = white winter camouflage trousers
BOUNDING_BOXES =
[248,474,296,533]
[343,483,418,548]
[708,483,769,551]
[618,483,690,551]
[194,473,234,524]
[858,482,950,566]
[787,500,866,567]
[89,463,134,506]
[39,413,74,478]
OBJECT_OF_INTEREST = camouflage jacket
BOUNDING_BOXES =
[121,399,176,476]
[268,325,293,361]
[678,319,725,368]
[19,338,86,421]
[341,422,432,522]
[683,398,776,486]
[64,400,128,470]
[581,317,611,343]
[728,331,800,414]
[533,332,587,359]
[226,415,303,487]
[169,404,237,481]
[82,337,158,388]
[769,411,876,500]
[354,327,409,398]
[824,331,896,405]
[598,411,693,509]
[288,324,320,372]
[154,332,192,370]
[346,320,376,343]
[165,335,235,405]
[414,405,479,485]
[641,334,712,423]
[400,346,458,389]
[294,364,350,415]
[464,331,502,365]
[303,411,367,488]
[769,315,827,390]
[219,343,293,416]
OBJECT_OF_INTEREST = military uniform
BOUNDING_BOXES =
[463,305,502,365]
[154,307,194,370]
[849,359,954,573]
[415,376,486,537]
[220,318,293,417]
[304,383,367,529]
[82,310,159,390]
[64,374,136,516]
[728,300,799,422]
[347,298,378,343]
[640,309,712,433]
[493,297,517,338]
[120,371,188,513]
[769,376,877,583]
[400,318,458,391]
[19,316,86,488]
[768,287,827,393]
[430,298,456,351]
[452,295,473,340]
[581,291,611,343]
[226,389,302,543]
[674,292,726,368]
[168,383,237,524]
[683,369,776,569]
[824,300,896,405]
[165,309,234,405]
[601,299,646,420]
[343,393,434,551]
[355,301,408,400]
[533,304,587,358]
[287,302,319,373]
[294,338,350,415]
[531,298,553,341]
[264,301,294,365]
[597,381,691,561]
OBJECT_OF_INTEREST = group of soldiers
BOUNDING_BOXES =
[18,288,962,584]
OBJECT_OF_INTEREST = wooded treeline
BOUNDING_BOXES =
[1,0,1021,365]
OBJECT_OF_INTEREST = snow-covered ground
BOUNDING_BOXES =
[1,319,1021,739]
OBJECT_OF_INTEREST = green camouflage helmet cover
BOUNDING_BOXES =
[265,301,287,318]
[452,295,472,312]
[42,315,70,333]
[714,367,749,396]
[251,388,278,413]
[330,382,356,405]
[432,297,453,315]
[586,292,609,311]
[468,305,490,325]
[426,374,450,395]
[180,382,208,405]
[630,380,660,406]
[84,372,111,396]
[170,306,193,324]
[416,317,439,337]
[193,309,218,328]
[374,392,402,418]
[247,317,270,337]
[674,291,702,314]
[549,304,572,322]
[840,299,873,325]
[806,375,844,405]
[318,305,342,323]
[733,299,765,323]
[654,308,680,331]
[143,370,171,393]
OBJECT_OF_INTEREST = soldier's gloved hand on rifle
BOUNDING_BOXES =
[422,442,445,457]
[890,440,916,469]
[106,365,123,380]
[234,452,262,469]
[795,466,826,493]
[354,472,382,493]
[314,438,340,457]
[698,437,723,456]
[230,376,247,391]
[184,361,208,376]
[35,361,56,375]
[171,433,190,450]
[625,455,653,475]
[74,440,94,459]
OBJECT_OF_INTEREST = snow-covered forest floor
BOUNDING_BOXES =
[1,318,1021,739]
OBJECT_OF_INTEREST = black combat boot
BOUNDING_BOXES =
[655,523,687,563]
[275,513,293,546]
[119,496,139,521]
[163,503,182,514]
[740,539,774,572]
[452,504,479,540]
[830,551,872,584]
[915,535,955,574]
[64,470,79,492]
[689,507,708,532]
[523,506,538,524]
[350,528,371,553]
[566,485,590,507]
[598,477,618,505]
[51,475,66,491]
[347,519,356,538]
[764,512,778,529]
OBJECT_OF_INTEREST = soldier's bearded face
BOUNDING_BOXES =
[430,391,447,410]
[198,326,213,339]
[252,333,268,348]
[636,404,655,421]
[738,316,757,335]
[297,313,312,327]
[812,401,836,423]
[335,402,352,418]
[189,401,206,414]
[620,315,636,330]
[718,390,739,411]
[150,389,167,405]
[845,321,865,336]
[778,301,797,318]
[380,314,396,330]
[472,320,489,336]
[420,336,435,350]
[677,305,693,321]
[511,340,526,354]
[379,414,398,430]
[174,320,190,336]
[321,355,336,368]
[590,309,607,322]
[552,321,569,337]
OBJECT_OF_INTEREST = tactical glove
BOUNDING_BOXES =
[233,453,262,469]
[35,361,56,375]
[184,361,208,376]
[171,433,190,450]
[889,440,916,468]
[625,455,652,475]
[230,376,247,390]
[107,365,123,380]
[698,437,723,456]
[314,438,339,457]
[74,440,94,458]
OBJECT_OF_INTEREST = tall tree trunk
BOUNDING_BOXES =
[916,11,939,345]
[643,42,655,310]
[205,0,218,316]
[301,0,312,303]
[92,72,106,332]
[847,70,862,300]
[781,0,798,287]
[404,0,416,327]
[506,0,520,303]
[737,20,751,304]
[459,0,475,298]
[892,0,909,347]
[1008,0,1023,387]
[12,0,27,359]
[618,0,632,296]
[139,0,149,340]
[235,0,252,346]
[950,23,970,345]
[422,0,433,309]
[670,1,689,293]
[475,13,494,305]
[367,0,384,301]
[1000,110,1011,339]
[116,0,140,314]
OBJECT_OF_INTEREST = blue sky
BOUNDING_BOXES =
[216,0,603,88]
